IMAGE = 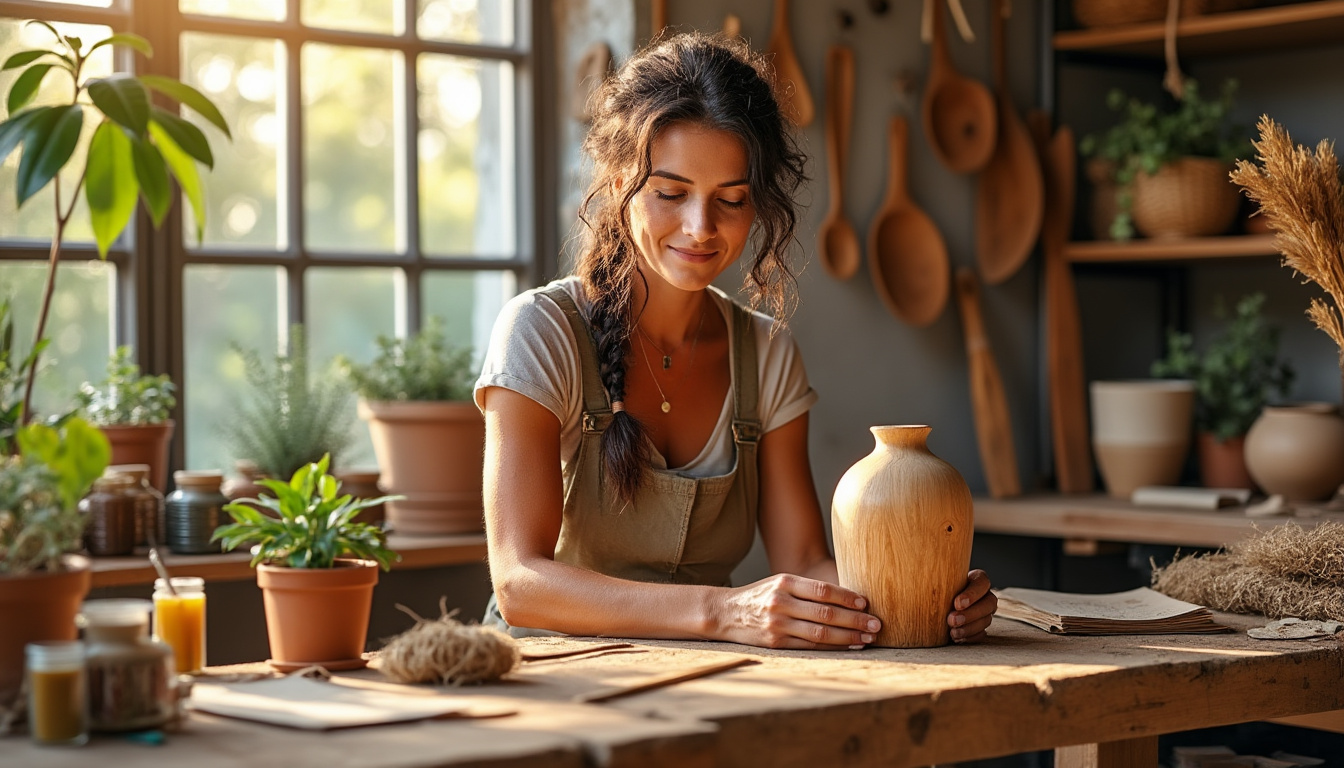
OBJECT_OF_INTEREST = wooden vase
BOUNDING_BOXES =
[831,425,973,648]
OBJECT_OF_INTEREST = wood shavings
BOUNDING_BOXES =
[379,599,519,686]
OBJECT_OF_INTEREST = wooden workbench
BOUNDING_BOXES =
[5,612,1342,767]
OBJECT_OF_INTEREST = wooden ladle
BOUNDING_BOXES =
[868,116,949,327]
[974,0,1043,285]
[767,0,814,127]
[818,45,859,280]
[922,0,997,174]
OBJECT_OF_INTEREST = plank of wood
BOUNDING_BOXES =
[1056,737,1158,768]
[575,657,757,703]
[1064,234,1276,263]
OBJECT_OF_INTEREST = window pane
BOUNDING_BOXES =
[0,260,114,422]
[179,0,285,22]
[305,266,401,470]
[303,0,400,35]
[418,0,512,46]
[181,33,284,250]
[183,264,285,472]
[421,270,515,363]
[419,55,514,258]
[0,21,113,245]
[303,43,400,254]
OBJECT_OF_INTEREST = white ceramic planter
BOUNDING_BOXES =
[1090,380,1195,499]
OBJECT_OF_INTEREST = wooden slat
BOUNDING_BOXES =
[1056,737,1159,768]
[1064,234,1277,264]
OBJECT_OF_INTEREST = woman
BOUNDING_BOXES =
[475,32,996,648]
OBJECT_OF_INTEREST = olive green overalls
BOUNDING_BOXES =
[484,285,762,636]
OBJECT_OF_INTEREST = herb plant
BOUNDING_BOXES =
[341,317,476,402]
[1152,293,1295,442]
[0,299,49,451]
[77,346,176,426]
[213,453,398,570]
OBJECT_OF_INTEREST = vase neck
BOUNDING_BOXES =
[870,425,932,450]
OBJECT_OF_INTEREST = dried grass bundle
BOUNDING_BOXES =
[1235,521,1344,585]
[379,600,520,685]
[1230,116,1344,371]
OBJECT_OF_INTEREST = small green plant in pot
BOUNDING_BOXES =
[77,346,177,492]
[341,317,483,536]
[1152,293,1294,489]
[212,453,399,670]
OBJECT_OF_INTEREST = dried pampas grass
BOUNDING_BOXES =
[379,599,520,685]
[1230,116,1344,371]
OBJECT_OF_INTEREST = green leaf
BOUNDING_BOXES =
[88,33,152,59]
[139,75,230,139]
[63,36,82,54]
[88,74,150,135]
[7,63,53,115]
[0,107,48,164]
[85,121,138,258]
[130,135,170,227]
[148,120,205,239]
[16,418,111,510]
[150,106,211,168]
[16,105,84,206]
[3,50,55,70]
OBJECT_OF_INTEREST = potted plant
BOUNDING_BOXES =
[1152,293,1294,489]
[341,317,482,535]
[1080,78,1247,240]
[212,453,397,670]
[76,346,176,492]
[0,418,109,709]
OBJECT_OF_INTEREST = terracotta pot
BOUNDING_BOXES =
[101,420,175,494]
[358,400,485,535]
[1072,0,1165,28]
[1090,380,1196,499]
[1197,432,1255,491]
[831,425,973,648]
[1244,403,1344,502]
[1131,158,1240,239]
[223,459,273,518]
[0,555,91,708]
[256,559,378,666]
[335,468,386,527]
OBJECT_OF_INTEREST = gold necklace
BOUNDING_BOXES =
[635,303,707,413]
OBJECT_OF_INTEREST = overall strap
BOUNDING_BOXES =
[728,300,762,446]
[540,285,613,434]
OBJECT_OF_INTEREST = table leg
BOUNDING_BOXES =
[1055,736,1158,768]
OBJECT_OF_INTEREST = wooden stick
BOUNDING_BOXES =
[574,657,757,704]
[521,643,635,662]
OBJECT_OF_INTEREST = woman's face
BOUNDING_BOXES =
[627,121,755,294]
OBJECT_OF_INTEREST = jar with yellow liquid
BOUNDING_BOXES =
[25,641,88,746]
[152,577,206,674]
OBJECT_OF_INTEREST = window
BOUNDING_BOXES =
[0,0,539,476]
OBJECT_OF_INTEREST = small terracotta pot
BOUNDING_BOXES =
[0,555,91,708]
[1245,404,1344,502]
[102,420,175,493]
[1197,433,1255,491]
[256,559,378,666]
[1090,380,1196,499]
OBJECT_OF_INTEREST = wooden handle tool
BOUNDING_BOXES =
[574,657,757,704]
[955,267,1020,499]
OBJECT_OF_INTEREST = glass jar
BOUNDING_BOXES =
[109,463,165,548]
[152,577,206,674]
[164,470,227,555]
[25,641,88,746]
[79,599,175,732]
[79,472,137,557]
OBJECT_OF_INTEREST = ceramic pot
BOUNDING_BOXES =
[1197,433,1254,491]
[0,555,91,709]
[101,421,175,494]
[256,559,378,668]
[1090,380,1196,499]
[1244,403,1344,502]
[831,425,973,648]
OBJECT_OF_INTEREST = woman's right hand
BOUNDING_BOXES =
[712,574,881,650]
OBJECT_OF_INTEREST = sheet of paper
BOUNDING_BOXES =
[996,587,1205,621]
[190,675,491,730]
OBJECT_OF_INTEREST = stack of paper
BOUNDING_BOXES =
[995,586,1229,635]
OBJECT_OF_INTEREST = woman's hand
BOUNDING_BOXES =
[947,569,997,643]
[713,574,881,650]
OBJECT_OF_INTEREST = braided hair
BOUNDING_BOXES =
[575,31,808,505]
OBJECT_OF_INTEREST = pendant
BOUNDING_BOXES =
[661,401,671,413]
[663,355,671,370]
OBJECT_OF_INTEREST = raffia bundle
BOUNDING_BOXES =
[1152,522,1344,622]
[379,600,519,685]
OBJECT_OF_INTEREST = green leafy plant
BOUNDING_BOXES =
[1152,293,1295,442]
[0,299,49,451]
[0,418,110,574]
[0,21,228,429]
[76,345,176,426]
[1080,78,1247,239]
[213,453,398,570]
[341,317,476,402]
[223,326,356,481]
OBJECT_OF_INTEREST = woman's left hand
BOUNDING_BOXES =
[947,569,996,643]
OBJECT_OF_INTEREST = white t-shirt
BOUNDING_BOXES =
[474,277,818,478]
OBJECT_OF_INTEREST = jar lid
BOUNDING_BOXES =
[154,576,205,591]
[108,463,150,482]
[174,470,224,489]
[78,598,152,628]
[92,472,135,491]
[26,640,84,667]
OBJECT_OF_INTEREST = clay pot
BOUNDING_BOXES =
[0,555,91,709]
[1131,158,1240,239]
[358,400,485,535]
[1197,432,1255,491]
[256,559,379,668]
[831,425,973,648]
[1244,403,1344,502]
[101,420,175,493]
[1090,380,1196,499]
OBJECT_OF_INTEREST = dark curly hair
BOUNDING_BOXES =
[574,31,808,505]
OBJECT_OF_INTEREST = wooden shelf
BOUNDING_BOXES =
[1054,0,1344,58]
[1064,233,1277,263]
[89,532,487,588]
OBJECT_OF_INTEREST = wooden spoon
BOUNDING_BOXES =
[818,45,859,280]
[922,0,997,174]
[651,0,666,40]
[954,267,1020,499]
[868,116,949,327]
[767,0,814,127]
[974,0,1043,285]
